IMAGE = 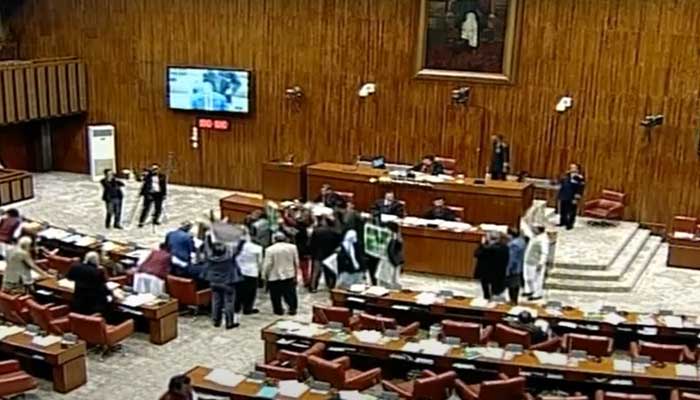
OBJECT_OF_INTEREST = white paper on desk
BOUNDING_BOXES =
[278,380,309,398]
[675,363,698,377]
[339,390,373,400]
[106,281,120,291]
[557,321,578,329]
[32,335,61,347]
[419,339,451,356]
[38,227,70,240]
[349,284,366,293]
[352,330,383,344]
[544,307,563,317]
[479,224,508,234]
[363,286,389,297]
[638,327,658,336]
[402,342,422,353]
[533,351,568,367]
[204,369,245,387]
[613,359,633,373]
[101,241,120,252]
[473,347,505,359]
[0,326,25,340]
[121,293,156,307]
[469,298,495,309]
[380,214,399,224]
[673,231,695,239]
[636,314,656,326]
[276,320,304,331]
[508,306,538,318]
[603,313,627,326]
[126,249,151,260]
[415,292,438,305]
[661,315,683,328]
[57,279,76,291]
[74,236,97,247]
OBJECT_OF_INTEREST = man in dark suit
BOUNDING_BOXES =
[371,191,405,219]
[489,134,510,180]
[66,252,111,316]
[558,163,586,230]
[424,197,459,221]
[314,184,347,209]
[139,163,168,228]
[100,169,125,229]
[411,155,445,176]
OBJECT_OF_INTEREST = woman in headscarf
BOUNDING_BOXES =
[336,229,365,289]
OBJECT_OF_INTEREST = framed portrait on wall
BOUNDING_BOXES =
[415,0,523,84]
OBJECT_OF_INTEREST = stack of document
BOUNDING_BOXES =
[32,335,62,347]
[349,284,367,293]
[471,347,505,359]
[675,364,698,378]
[533,351,568,367]
[479,224,508,234]
[660,315,684,328]
[101,241,121,252]
[121,293,156,307]
[276,321,304,331]
[418,339,451,356]
[38,227,71,240]
[278,380,309,398]
[415,292,439,305]
[363,286,389,297]
[74,236,98,247]
[57,279,76,291]
[352,330,384,344]
[339,390,374,400]
[0,325,25,340]
[204,369,245,387]
[613,359,633,373]
[469,298,496,309]
[603,313,627,326]
[636,314,657,326]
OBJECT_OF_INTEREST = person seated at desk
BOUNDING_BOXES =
[166,222,198,276]
[1,236,49,295]
[159,374,196,400]
[137,243,172,281]
[424,197,459,221]
[411,155,444,176]
[508,311,551,345]
[371,191,405,219]
[67,251,112,316]
[0,208,21,244]
[314,184,347,209]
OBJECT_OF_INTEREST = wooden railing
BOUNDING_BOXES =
[0,57,87,125]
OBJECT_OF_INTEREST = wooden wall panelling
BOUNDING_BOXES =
[13,69,27,122]
[67,63,79,113]
[2,70,16,123]
[35,66,49,118]
[56,63,69,115]
[25,67,38,119]
[46,64,58,116]
[0,74,5,125]
[76,63,87,112]
[10,0,700,223]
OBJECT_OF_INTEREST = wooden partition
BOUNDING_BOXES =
[0,57,87,125]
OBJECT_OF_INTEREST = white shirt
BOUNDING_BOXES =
[151,175,160,193]
[236,241,263,277]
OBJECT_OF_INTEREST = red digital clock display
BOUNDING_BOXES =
[196,117,230,131]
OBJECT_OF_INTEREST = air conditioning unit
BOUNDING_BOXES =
[87,124,116,181]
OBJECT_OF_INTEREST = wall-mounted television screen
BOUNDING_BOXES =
[167,66,251,114]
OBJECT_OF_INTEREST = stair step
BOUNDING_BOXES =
[545,236,661,292]
[551,220,639,271]
[548,230,650,281]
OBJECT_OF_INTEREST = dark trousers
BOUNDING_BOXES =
[104,198,123,228]
[235,276,258,313]
[211,285,235,327]
[311,259,336,291]
[490,170,506,180]
[508,286,520,305]
[268,278,297,315]
[559,200,578,229]
[139,194,164,225]
[365,255,379,286]
[480,279,504,300]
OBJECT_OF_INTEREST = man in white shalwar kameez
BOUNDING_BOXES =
[523,225,549,300]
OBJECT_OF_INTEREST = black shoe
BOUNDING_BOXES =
[153,221,161,226]
[273,311,284,316]
[225,323,240,330]
[243,309,260,315]
[114,225,123,230]
[213,321,222,328]
[138,223,144,228]
[529,296,543,301]
[287,310,297,316]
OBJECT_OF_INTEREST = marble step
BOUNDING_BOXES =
[545,235,661,292]
[547,229,650,281]
[551,223,639,272]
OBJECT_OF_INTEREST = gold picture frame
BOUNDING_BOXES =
[414,0,523,84]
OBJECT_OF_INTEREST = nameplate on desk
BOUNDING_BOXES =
[35,289,54,296]
[390,305,410,311]
[276,338,295,346]
[389,353,413,361]
[31,355,45,361]
[117,306,143,316]
[327,346,352,353]
[414,357,435,365]
[452,363,476,370]
[347,297,366,304]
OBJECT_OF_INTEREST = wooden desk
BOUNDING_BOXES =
[186,366,332,399]
[401,225,483,278]
[35,277,179,345]
[330,289,700,348]
[306,162,533,227]
[220,194,265,223]
[0,169,33,206]
[262,161,308,202]
[667,236,700,270]
[0,330,87,393]
[261,320,700,391]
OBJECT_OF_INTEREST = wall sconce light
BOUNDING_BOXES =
[451,87,471,105]
[556,96,573,113]
[285,85,304,100]
[358,83,376,98]
[641,114,664,143]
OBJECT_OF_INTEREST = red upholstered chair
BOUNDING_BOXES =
[255,342,326,380]
[335,191,355,204]
[455,374,532,400]
[166,275,212,315]
[26,299,70,335]
[46,253,79,277]
[594,391,656,400]
[307,355,381,391]
[435,156,457,175]
[630,341,696,363]
[562,333,613,357]
[382,370,457,400]
[671,216,698,235]
[0,360,38,398]
[492,324,561,351]
[441,320,492,345]
[583,190,626,220]
[0,291,31,325]
[357,313,420,336]
[312,305,359,328]
[68,313,134,356]
[671,390,700,400]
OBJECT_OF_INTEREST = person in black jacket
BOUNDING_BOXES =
[314,184,347,209]
[308,216,342,292]
[371,191,405,219]
[100,169,125,229]
[424,197,458,221]
[557,163,586,230]
[489,134,510,180]
[411,155,445,176]
[203,242,243,329]
[474,231,510,300]
[375,222,403,289]
[336,229,365,289]
[138,163,168,228]
[67,252,111,316]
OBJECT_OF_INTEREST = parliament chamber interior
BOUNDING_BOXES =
[1,0,700,399]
